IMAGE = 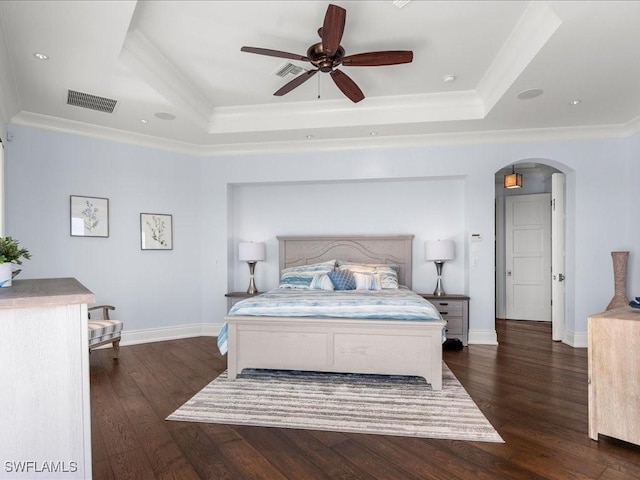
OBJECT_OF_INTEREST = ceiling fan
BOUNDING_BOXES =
[241,4,413,103]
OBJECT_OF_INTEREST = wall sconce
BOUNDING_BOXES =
[238,242,266,294]
[504,165,523,189]
[425,239,455,296]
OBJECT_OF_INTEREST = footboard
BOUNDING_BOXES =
[225,315,446,390]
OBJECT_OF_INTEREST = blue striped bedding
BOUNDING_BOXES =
[217,288,443,355]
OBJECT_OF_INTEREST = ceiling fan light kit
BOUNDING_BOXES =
[241,4,413,103]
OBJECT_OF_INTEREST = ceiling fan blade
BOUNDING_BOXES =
[330,69,364,103]
[241,46,309,62]
[321,4,346,57]
[274,69,319,96]
[342,51,413,67]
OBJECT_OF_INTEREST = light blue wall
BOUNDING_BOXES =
[4,125,203,336]
[230,178,466,295]
[202,137,637,347]
[4,123,639,346]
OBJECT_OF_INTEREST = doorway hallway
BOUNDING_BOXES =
[495,162,564,337]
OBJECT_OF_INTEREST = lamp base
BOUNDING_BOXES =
[246,261,259,295]
[432,261,446,296]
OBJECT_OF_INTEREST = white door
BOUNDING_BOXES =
[551,173,566,340]
[505,193,551,321]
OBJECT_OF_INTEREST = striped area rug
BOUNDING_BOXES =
[167,364,503,442]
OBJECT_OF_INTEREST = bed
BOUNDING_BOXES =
[221,235,447,389]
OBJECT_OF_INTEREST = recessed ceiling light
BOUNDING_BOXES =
[517,88,544,100]
[33,52,48,61]
[442,75,456,83]
[140,119,149,124]
[370,131,378,136]
[569,99,582,106]
[306,134,314,139]
[154,112,176,120]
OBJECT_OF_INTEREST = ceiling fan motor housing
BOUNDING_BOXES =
[307,43,345,72]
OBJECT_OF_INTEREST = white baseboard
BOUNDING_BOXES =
[120,322,225,346]
[562,329,588,348]
[468,329,499,345]
[468,327,587,348]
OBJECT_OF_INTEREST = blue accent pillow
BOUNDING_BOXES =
[328,269,356,290]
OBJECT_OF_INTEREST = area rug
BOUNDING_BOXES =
[166,363,503,442]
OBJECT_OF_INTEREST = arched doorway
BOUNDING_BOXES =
[495,161,565,340]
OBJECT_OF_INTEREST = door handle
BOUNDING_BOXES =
[558,273,565,282]
[506,270,512,277]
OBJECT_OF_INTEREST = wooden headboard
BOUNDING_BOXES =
[277,235,414,289]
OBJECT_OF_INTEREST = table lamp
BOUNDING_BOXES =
[425,239,455,296]
[238,241,266,294]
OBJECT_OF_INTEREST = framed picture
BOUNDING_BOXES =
[70,195,109,237]
[140,213,173,250]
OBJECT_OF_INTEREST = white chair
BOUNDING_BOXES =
[88,305,123,358]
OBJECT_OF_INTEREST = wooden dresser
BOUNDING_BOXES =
[588,306,640,446]
[420,294,469,346]
[0,278,95,479]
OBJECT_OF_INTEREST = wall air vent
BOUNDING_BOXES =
[67,90,118,113]
[275,63,304,78]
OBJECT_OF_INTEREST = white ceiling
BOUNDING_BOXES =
[1,0,640,154]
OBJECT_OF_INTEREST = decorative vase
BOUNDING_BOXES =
[11,263,21,279]
[0,263,12,287]
[606,251,629,310]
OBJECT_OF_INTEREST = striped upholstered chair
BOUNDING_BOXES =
[88,305,123,358]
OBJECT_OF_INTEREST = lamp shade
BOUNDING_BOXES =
[238,242,266,262]
[425,239,455,261]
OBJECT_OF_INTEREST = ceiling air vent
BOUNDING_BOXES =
[67,90,118,113]
[275,63,304,78]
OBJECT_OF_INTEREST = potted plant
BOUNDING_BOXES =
[0,237,31,287]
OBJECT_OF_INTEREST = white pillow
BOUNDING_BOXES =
[279,260,336,289]
[353,272,381,290]
[309,273,335,291]
[338,262,399,289]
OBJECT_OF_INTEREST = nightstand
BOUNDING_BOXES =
[225,292,258,311]
[419,294,469,346]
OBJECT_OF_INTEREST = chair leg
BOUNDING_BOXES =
[112,338,120,359]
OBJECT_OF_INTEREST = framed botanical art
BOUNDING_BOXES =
[70,195,109,237]
[140,213,173,250]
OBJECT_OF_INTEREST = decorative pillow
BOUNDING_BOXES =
[309,273,335,291]
[337,261,400,289]
[375,266,400,289]
[353,272,381,290]
[327,269,356,290]
[279,260,336,289]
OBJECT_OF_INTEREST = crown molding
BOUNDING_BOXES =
[9,109,639,158]
[199,122,634,157]
[9,111,207,156]
[619,114,640,137]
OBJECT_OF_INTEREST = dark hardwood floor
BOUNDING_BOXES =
[90,319,640,479]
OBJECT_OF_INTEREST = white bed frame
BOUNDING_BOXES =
[224,235,446,389]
